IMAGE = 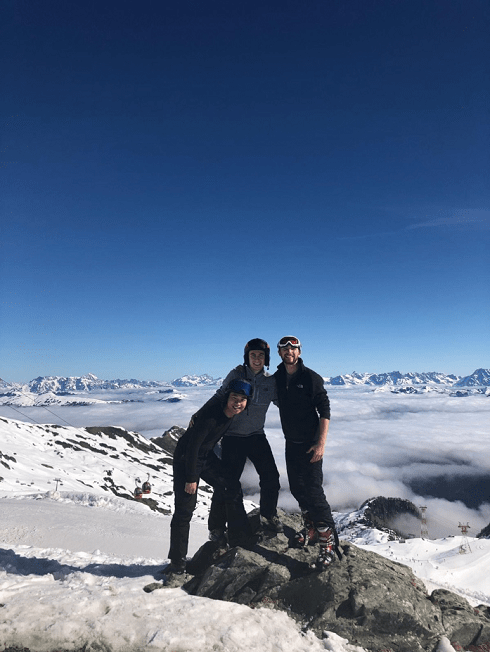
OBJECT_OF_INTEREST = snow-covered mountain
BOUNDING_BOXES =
[0,416,218,520]
[5,374,173,394]
[0,374,221,407]
[3,369,489,394]
[454,368,490,387]
[324,370,462,386]
[0,373,224,393]
[1,370,488,408]
[171,373,223,387]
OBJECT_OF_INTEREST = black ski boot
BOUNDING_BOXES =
[260,513,284,533]
[209,528,228,548]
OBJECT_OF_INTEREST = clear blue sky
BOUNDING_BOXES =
[1,0,489,383]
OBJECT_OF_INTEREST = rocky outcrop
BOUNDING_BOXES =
[150,425,185,456]
[359,496,421,538]
[157,511,490,652]
[431,590,490,649]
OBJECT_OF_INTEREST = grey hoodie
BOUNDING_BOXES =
[213,365,277,437]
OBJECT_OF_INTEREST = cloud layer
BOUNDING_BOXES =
[2,385,489,537]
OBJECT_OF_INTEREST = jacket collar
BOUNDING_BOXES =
[243,365,264,381]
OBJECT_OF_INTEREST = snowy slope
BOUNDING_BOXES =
[0,413,489,651]
[0,416,233,524]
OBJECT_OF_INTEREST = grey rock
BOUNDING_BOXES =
[186,546,291,605]
[263,541,444,652]
[430,590,490,648]
[157,510,490,652]
[359,496,421,537]
[150,425,185,456]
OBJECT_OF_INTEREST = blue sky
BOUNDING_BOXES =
[1,0,489,383]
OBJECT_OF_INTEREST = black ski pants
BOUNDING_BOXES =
[168,450,250,564]
[285,440,335,529]
[209,433,280,528]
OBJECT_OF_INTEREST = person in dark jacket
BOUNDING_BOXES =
[206,338,282,540]
[167,379,253,575]
[274,336,339,568]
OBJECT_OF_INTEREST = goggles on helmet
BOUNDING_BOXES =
[277,336,301,349]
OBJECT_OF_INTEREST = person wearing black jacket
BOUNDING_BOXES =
[167,379,253,574]
[274,336,339,568]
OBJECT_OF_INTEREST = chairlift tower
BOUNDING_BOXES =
[420,506,428,539]
[458,522,472,554]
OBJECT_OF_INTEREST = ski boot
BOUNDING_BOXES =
[209,528,228,547]
[313,526,335,570]
[155,559,186,580]
[294,511,318,547]
[260,513,284,533]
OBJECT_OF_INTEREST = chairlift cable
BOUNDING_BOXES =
[41,406,80,429]
[3,405,39,424]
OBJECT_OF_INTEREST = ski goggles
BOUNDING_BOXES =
[277,336,301,349]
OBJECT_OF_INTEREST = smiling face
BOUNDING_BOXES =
[248,349,266,374]
[278,344,301,368]
[224,392,248,417]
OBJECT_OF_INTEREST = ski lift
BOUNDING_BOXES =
[134,477,143,499]
[142,474,152,495]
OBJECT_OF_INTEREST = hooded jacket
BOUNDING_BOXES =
[174,400,232,483]
[274,358,330,444]
[211,365,277,437]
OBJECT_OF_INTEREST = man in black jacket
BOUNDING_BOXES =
[167,379,253,575]
[274,336,338,568]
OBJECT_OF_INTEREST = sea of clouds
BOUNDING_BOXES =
[2,384,489,538]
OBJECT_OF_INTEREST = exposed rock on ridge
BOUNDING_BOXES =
[159,511,490,652]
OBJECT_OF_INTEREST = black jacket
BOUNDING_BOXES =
[274,358,331,444]
[174,400,232,483]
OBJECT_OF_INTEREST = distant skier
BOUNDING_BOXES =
[167,379,253,575]
[274,336,340,568]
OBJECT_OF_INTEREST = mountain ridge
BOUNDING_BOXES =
[1,368,489,393]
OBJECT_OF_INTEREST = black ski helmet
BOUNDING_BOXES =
[226,378,253,403]
[244,338,270,368]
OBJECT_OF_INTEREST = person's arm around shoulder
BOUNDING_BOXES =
[270,373,278,405]
[200,366,244,411]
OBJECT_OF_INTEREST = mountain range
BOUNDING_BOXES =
[0,369,488,407]
[1,368,489,393]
